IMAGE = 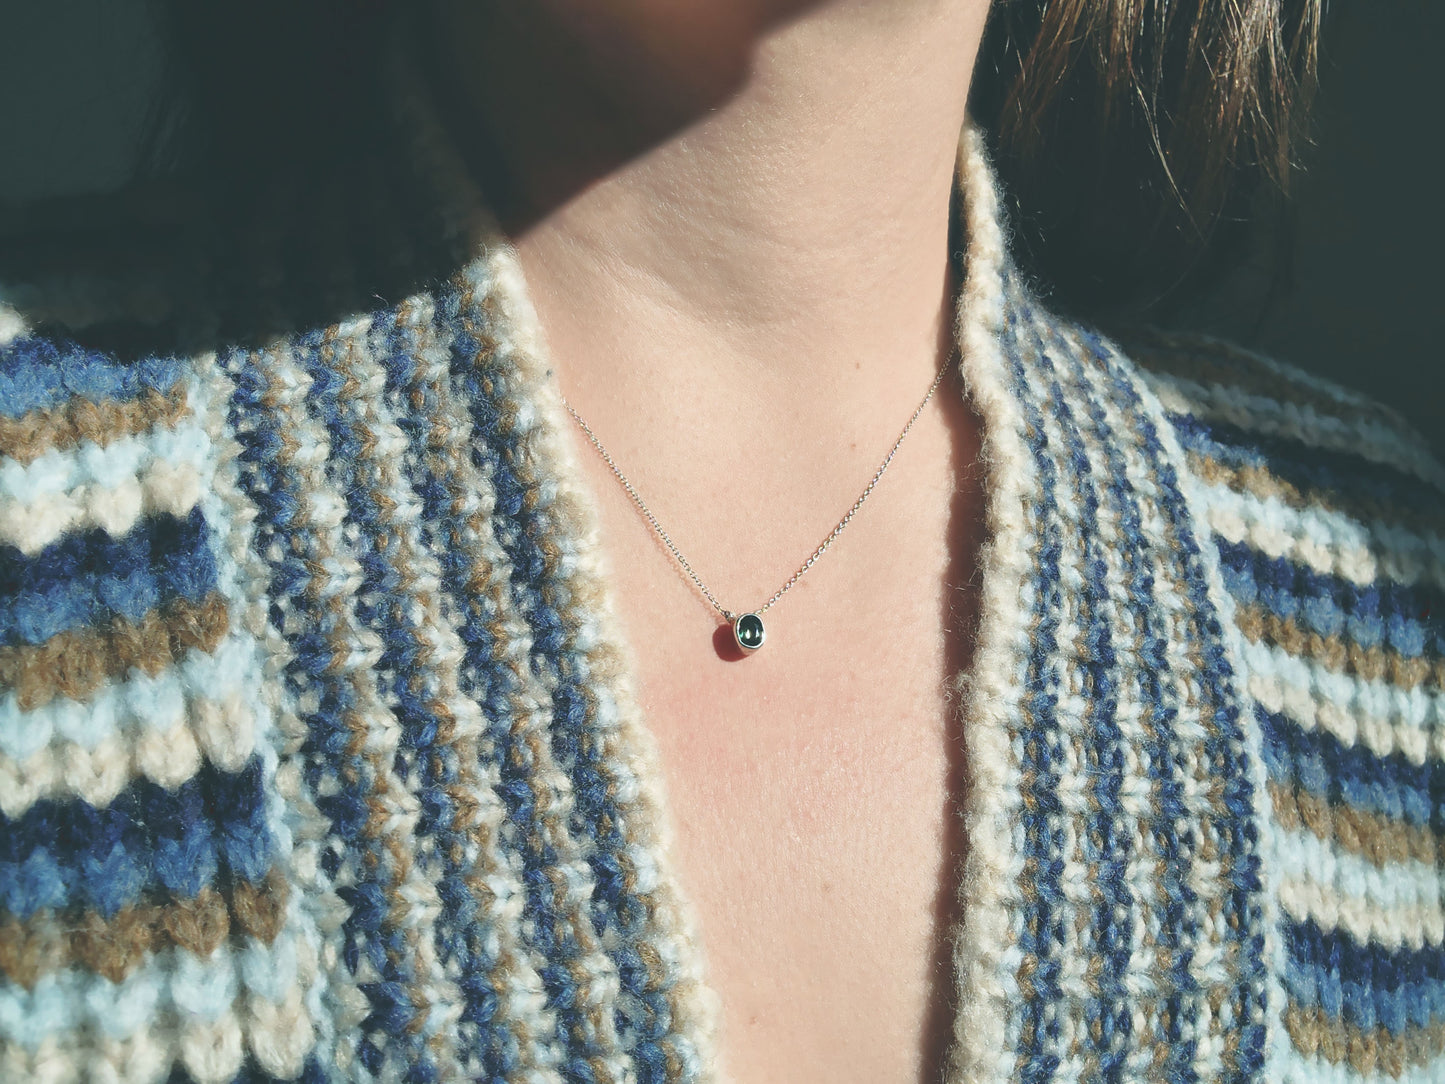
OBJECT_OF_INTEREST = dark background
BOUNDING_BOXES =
[1169,0,1443,451]
[1,1,1440,450]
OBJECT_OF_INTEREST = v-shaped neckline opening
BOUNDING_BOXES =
[445,117,1042,1081]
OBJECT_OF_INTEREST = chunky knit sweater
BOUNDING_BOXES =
[1,50,1443,1084]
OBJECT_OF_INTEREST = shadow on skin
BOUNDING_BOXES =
[0,4,985,1077]
[0,1,827,360]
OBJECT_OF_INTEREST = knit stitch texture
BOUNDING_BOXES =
[1,46,1441,1084]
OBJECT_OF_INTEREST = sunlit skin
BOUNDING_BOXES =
[427,2,993,1079]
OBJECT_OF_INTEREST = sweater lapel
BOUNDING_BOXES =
[945,129,1272,1081]
[394,47,1272,1080]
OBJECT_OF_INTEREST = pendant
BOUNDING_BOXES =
[732,612,766,653]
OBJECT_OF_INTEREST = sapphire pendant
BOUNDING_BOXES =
[732,612,766,653]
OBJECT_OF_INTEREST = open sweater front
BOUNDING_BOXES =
[1,51,1443,1084]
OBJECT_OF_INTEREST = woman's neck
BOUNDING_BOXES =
[427,0,988,445]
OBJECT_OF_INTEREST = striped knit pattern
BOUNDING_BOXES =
[945,129,1273,1084]
[0,322,322,1084]
[1,56,1440,1084]
[1135,332,1445,1083]
[0,220,717,1084]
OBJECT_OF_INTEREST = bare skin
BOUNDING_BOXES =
[426,2,992,1079]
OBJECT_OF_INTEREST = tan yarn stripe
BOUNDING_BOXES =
[331,299,495,1075]
[407,293,566,1073]
[1286,1001,1445,1078]
[529,453,708,1075]
[460,291,632,1073]
[1129,334,1406,436]
[328,313,462,1081]
[1270,780,1444,870]
[200,341,352,1077]
[1031,313,1127,1078]
[1065,321,1204,1076]
[297,332,431,1021]
[0,382,189,466]
[0,592,229,711]
[1191,451,1445,547]
[1236,604,1444,694]
[0,866,289,988]
[1063,323,1245,1077]
[256,332,456,1078]
[1176,608,1240,1073]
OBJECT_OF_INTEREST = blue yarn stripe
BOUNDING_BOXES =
[1168,410,1443,517]
[1022,310,1142,1077]
[444,291,641,1077]
[304,308,493,1080]
[378,300,532,1077]
[451,286,698,1081]
[0,756,273,919]
[0,509,216,646]
[997,287,1070,1081]
[1258,705,1442,830]
[1215,537,1442,659]
[1084,327,1271,1075]
[226,327,438,1082]
[1051,316,1234,1075]
[0,334,185,418]
[224,335,416,1080]
[1283,916,1445,1035]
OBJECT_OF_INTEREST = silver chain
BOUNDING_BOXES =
[560,362,950,623]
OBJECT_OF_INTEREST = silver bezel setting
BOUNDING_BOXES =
[732,612,766,653]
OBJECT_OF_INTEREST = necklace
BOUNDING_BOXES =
[560,362,950,654]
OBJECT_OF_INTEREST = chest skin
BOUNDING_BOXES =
[563,391,984,1083]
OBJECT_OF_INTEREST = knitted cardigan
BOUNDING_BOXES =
[1,53,1442,1084]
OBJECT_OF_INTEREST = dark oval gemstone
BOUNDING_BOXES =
[734,612,766,652]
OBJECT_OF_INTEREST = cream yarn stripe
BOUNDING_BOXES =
[945,123,1033,1084]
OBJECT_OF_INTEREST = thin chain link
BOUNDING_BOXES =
[560,362,950,623]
